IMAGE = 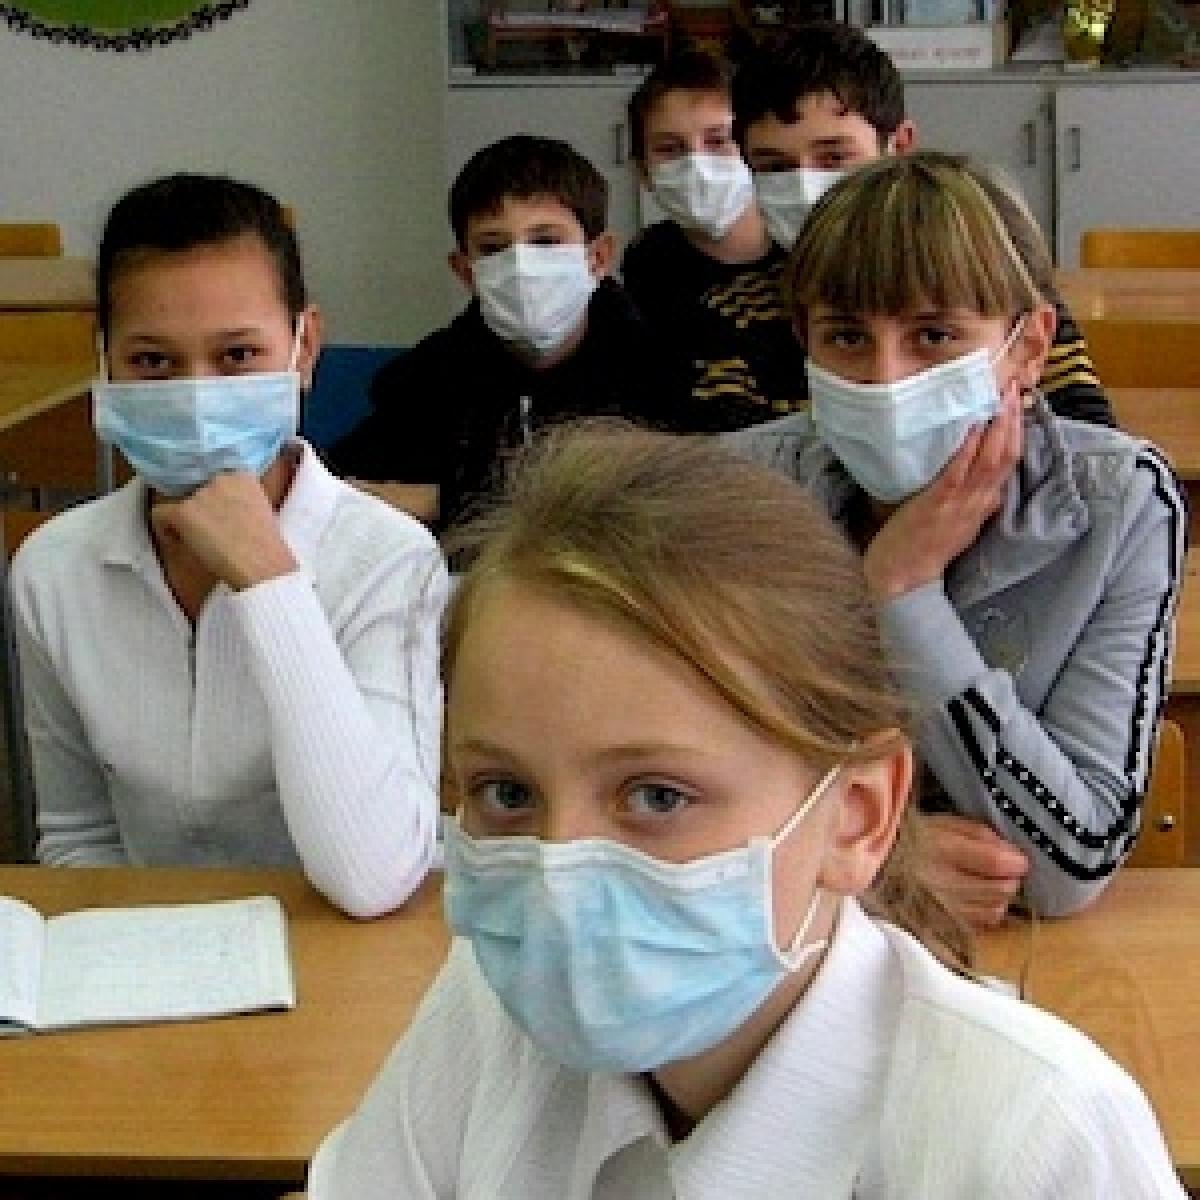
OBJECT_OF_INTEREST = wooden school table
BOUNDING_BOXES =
[0,868,450,1186]
[0,259,94,313]
[1056,267,1200,322]
[0,364,99,493]
[978,868,1200,1189]
[1167,551,1200,867]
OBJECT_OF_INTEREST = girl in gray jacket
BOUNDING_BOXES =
[727,152,1184,925]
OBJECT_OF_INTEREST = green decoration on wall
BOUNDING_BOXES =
[0,1,251,50]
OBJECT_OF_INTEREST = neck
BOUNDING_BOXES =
[685,202,771,265]
[650,896,834,1132]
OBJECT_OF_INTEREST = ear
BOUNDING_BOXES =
[818,742,912,896]
[1012,301,1057,394]
[891,119,917,155]
[296,304,323,391]
[449,249,475,294]
[587,232,617,280]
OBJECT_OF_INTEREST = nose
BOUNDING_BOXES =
[863,337,912,386]
[540,796,604,845]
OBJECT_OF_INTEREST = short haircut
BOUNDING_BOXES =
[628,49,733,163]
[97,173,305,341]
[449,135,608,248]
[788,151,1054,323]
[732,21,905,149]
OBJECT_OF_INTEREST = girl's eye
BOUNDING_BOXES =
[625,783,691,820]
[471,778,534,818]
[916,327,956,348]
[129,351,171,374]
[705,133,733,152]
[223,345,263,368]
[529,234,564,246]
[477,242,508,257]
[826,329,866,350]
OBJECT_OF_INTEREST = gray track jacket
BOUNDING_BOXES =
[726,400,1185,916]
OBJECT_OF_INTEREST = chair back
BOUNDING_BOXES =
[1126,718,1186,868]
[0,509,54,861]
[1081,229,1200,269]
[1080,319,1200,388]
[0,223,63,258]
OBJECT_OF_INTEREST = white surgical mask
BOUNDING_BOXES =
[754,167,846,249]
[808,319,1026,504]
[649,152,754,240]
[93,319,305,497]
[444,764,840,1073]
[473,243,598,357]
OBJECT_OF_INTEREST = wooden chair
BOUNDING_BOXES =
[1081,229,1200,269]
[1079,319,1200,388]
[0,509,54,862]
[1127,718,1187,867]
[0,222,63,258]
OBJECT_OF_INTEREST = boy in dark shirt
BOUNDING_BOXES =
[695,22,1113,426]
[622,51,796,431]
[328,135,686,531]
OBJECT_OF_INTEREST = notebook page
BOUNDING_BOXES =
[36,895,295,1031]
[0,895,44,1032]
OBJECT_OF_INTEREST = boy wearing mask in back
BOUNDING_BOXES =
[328,135,688,532]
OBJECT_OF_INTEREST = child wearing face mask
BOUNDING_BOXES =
[327,135,689,533]
[693,21,1113,427]
[307,424,1183,1199]
[9,174,446,917]
[727,152,1184,927]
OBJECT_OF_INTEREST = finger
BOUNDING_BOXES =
[930,830,1030,880]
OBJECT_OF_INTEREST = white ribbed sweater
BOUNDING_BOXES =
[10,443,447,917]
[309,899,1184,1197]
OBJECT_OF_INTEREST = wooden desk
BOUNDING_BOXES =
[0,868,449,1184]
[979,868,1200,1188]
[0,364,99,492]
[1167,551,1200,866]
[1057,267,1200,321]
[1111,388,1200,479]
[0,259,94,313]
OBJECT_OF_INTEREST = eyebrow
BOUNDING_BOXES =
[453,736,710,767]
[123,326,270,343]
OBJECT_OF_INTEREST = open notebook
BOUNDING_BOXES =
[0,894,295,1035]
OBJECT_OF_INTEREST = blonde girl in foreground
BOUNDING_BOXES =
[308,425,1181,1198]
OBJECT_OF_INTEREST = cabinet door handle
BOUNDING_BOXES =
[1067,124,1082,172]
[612,121,626,166]
[1022,120,1037,167]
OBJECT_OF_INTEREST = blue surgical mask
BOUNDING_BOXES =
[93,320,304,497]
[444,764,840,1073]
[807,319,1025,504]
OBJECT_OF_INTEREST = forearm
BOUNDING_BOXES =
[233,570,443,918]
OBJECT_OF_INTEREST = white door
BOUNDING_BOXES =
[445,82,644,252]
[905,79,1054,248]
[1053,82,1200,266]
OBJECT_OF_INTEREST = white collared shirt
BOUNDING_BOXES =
[10,442,448,917]
[308,900,1183,1197]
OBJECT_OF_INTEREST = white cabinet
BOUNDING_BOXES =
[445,81,645,250]
[1053,82,1200,265]
[905,78,1053,239]
[905,73,1200,266]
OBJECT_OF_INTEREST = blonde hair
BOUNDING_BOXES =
[443,422,972,969]
[788,150,1053,322]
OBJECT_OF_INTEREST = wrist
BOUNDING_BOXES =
[228,546,298,591]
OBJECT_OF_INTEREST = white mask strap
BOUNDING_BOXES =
[95,331,110,383]
[990,314,1026,368]
[288,314,306,373]
[771,762,841,849]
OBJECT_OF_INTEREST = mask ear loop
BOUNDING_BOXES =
[288,314,306,374]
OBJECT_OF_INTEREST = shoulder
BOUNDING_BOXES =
[320,470,443,575]
[622,220,681,271]
[881,923,1164,1151]
[10,485,140,595]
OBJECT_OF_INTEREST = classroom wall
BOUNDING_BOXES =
[0,0,450,343]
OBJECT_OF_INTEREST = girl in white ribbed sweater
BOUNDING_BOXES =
[308,425,1182,1199]
[11,174,446,916]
